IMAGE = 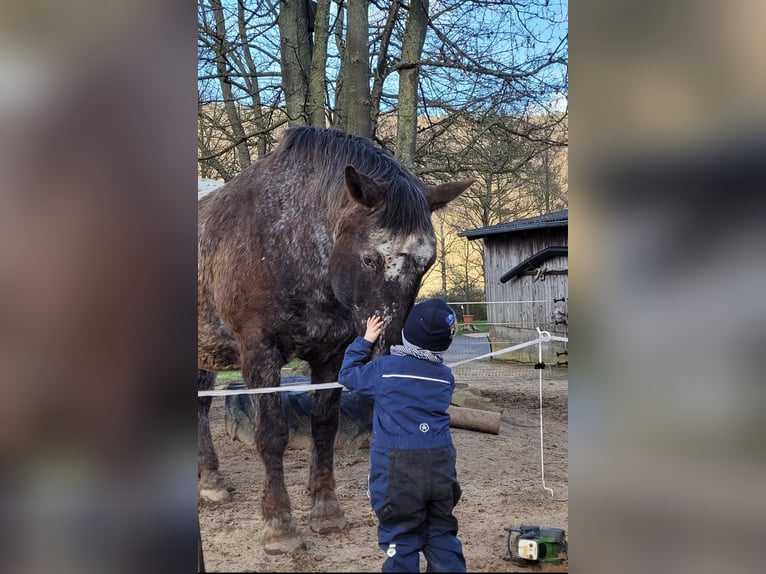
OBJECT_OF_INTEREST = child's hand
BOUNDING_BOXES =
[364,315,384,343]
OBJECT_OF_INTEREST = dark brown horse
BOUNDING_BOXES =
[198,126,473,553]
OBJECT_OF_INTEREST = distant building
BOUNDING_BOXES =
[460,210,568,365]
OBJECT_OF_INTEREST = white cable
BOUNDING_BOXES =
[449,300,564,305]
[197,333,569,397]
[198,381,342,397]
[446,336,551,368]
[536,328,556,499]
[535,328,568,502]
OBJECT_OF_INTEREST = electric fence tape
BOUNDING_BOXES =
[536,328,569,501]
[197,331,567,397]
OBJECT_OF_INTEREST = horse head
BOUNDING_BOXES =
[330,165,474,358]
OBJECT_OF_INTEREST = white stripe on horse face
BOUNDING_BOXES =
[370,231,436,282]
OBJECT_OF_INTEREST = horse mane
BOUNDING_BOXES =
[275,126,432,235]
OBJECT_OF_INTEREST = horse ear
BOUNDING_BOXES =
[345,165,386,208]
[426,179,475,211]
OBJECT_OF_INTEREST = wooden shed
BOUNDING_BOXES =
[459,210,568,365]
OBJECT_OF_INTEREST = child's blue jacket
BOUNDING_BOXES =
[338,336,455,451]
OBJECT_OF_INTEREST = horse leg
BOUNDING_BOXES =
[198,369,232,502]
[307,358,347,534]
[243,345,305,554]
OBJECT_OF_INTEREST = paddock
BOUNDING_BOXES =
[198,336,568,572]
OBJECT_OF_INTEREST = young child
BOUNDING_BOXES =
[338,298,466,573]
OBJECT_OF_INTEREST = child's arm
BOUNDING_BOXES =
[338,316,384,396]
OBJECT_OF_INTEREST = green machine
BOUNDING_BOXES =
[503,524,568,565]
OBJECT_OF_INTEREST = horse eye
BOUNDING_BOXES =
[362,255,376,268]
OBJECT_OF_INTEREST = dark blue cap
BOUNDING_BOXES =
[402,298,456,352]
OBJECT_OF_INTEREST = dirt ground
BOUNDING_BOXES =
[198,357,568,573]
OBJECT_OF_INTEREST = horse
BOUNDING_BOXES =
[198,125,473,553]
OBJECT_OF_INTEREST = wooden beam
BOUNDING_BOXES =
[448,405,501,435]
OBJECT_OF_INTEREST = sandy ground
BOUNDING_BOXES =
[198,346,568,573]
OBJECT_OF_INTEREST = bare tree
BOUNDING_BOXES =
[278,0,312,126]
[331,0,348,128]
[207,0,251,170]
[395,0,429,166]
[308,0,331,126]
[369,1,401,135]
[343,0,372,137]
[198,0,567,160]
[198,1,286,179]
[197,1,569,297]
[236,0,272,158]
[522,144,568,214]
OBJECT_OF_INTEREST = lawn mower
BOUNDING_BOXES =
[503,524,568,566]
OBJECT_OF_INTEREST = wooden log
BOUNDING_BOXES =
[448,405,501,435]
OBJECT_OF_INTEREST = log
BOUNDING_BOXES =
[448,405,501,435]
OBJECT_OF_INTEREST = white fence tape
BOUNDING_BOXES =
[197,331,568,397]
[198,381,341,397]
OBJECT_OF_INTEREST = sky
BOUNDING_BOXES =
[198,0,567,114]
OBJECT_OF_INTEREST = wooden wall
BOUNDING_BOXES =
[481,227,568,364]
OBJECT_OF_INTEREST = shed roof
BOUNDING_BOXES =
[459,209,568,240]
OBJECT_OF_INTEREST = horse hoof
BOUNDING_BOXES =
[199,470,232,502]
[309,513,347,534]
[309,497,347,533]
[199,486,232,502]
[263,535,306,555]
[262,519,305,554]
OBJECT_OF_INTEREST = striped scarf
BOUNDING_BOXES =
[389,334,444,364]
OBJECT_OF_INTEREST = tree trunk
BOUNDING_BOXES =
[370,0,400,135]
[209,0,251,170]
[344,0,371,138]
[308,0,331,127]
[395,0,429,166]
[332,0,347,129]
[237,0,268,158]
[278,0,312,126]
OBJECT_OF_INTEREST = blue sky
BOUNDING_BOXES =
[198,0,567,113]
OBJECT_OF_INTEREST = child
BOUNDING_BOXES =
[338,298,466,573]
